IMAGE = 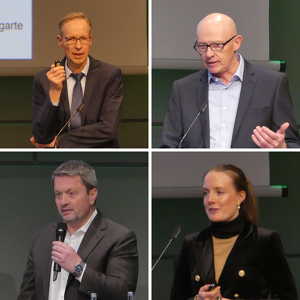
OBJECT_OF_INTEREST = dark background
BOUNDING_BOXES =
[0,152,148,299]
[152,152,300,300]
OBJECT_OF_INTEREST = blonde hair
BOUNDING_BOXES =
[58,12,92,36]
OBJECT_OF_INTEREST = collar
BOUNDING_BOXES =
[208,53,244,84]
[69,208,98,236]
[197,217,256,244]
[65,56,90,79]
[210,214,244,239]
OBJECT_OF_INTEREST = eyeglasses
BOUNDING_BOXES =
[194,35,237,53]
[64,36,91,45]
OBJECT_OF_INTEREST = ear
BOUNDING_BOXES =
[57,35,63,48]
[89,33,92,46]
[89,188,98,205]
[233,35,243,51]
[237,190,246,205]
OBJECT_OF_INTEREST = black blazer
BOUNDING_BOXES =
[31,56,122,148]
[17,212,138,300]
[171,219,297,300]
[161,59,300,148]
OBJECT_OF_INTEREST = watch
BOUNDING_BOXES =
[72,260,85,277]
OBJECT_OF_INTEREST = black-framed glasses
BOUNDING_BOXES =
[64,36,91,45]
[193,35,237,53]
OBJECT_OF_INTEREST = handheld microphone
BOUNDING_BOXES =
[179,101,208,148]
[54,102,85,148]
[53,222,67,281]
[152,225,181,271]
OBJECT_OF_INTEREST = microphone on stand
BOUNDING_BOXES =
[152,225,181,271]
[54,102,85,148]
[53,222,67,281]
[179,101,208,148]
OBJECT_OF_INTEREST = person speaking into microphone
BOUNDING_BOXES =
[170,164,297,300]
[18,160,138,300]
[31,12,122,148]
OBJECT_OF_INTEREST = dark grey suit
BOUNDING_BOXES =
[17,212,138,300]
[161,60,300,148]
[32,56,122,148]
[171,219,297,300]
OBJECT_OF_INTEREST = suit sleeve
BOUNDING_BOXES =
[265,232,298,300]
[57,68,122,148]
[273,73,300,148]
[170,238,195,300]
[160,80,184,148]
[17,234,37,300]
[31,71,61,144]
[78,230,138,300]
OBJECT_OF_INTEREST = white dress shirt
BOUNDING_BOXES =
[48,209,97,300]
[208,54,244,148]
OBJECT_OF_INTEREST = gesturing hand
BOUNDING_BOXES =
[251,122,289,148]
[52,241,82,273]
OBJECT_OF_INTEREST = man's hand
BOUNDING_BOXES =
[30,136,57,148]
[52,241,82,274]
[47,64,66,103]
[251,122,289,148]
[196,284,221,300]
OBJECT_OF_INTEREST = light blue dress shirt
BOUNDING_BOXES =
[208,54,244,148]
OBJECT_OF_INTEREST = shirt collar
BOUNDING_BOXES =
[65,56,90,79]
[69,208,98,236]
[208,53,244,84]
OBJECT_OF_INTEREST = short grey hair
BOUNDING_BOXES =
[52,160,97,193]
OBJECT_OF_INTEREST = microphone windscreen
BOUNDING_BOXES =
[170,225,182,240]
[56,222,67,242]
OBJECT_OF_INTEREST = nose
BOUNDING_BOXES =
[75,39,82,49]
[205,46,214,59]
[206,193,215,204]
[60,194,69,206]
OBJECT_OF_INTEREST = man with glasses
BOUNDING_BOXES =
[31,12,122,148]
[160,13,300,148]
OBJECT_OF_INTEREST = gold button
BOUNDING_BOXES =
[195,275,200,281]
[238,270,245,277]
[234,294,239,298]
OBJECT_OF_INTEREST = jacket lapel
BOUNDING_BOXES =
[196,70,210,148]
[218,220,256,287]
[193,227,215,283]
[66,212,106,286]
[231,60,256,144]
[81,56,100,125]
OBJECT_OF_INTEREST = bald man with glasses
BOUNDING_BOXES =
[160,13,300,148]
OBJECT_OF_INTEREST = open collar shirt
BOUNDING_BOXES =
[208,54,244,148]
[48,209,98,300]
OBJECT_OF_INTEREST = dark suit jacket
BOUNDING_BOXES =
[161,60,300,148]
[170,219,297,300]
[17,212,138,300]
[31,56,122,148]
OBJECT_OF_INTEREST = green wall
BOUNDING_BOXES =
[0,152,148,299]
[0,74,148,148]
[152,152,300,300]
